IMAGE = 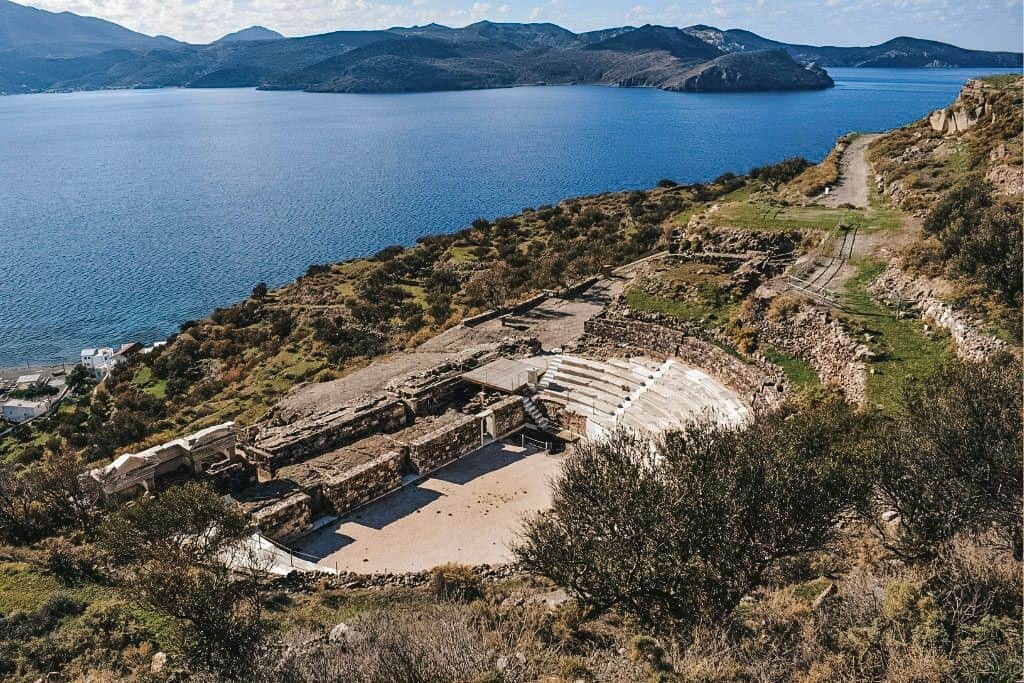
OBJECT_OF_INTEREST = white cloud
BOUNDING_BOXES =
[30,0,442,42]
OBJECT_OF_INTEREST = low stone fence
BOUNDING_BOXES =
[271,562,522,590]
[867,260,1007,362]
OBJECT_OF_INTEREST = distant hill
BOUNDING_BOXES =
[0,0,180,57]
[668,49,834,92]
[214,26,284,44]
[587,24,723,63]
[683,25,1023,68]
[0,6,1020,95]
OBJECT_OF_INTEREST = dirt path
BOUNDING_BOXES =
[762,133,921,300]
[822,134,879,209]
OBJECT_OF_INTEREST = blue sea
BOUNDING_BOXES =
[0,67,1017,366]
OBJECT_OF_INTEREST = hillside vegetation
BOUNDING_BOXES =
[870,75,1023,338]
[0,179,719,466]
[0,78,1020,681]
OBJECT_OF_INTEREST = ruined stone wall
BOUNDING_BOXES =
[747,301,868,406]
[392,370,469,417]
[488,395,527,438]
[539,399,588,437]
[321,452,404,515]
[585,315,694,357]
[408,413,482,474]
[251,492,313,543]
[252,399,410,472]
[86,422,241,502]
[868,260,1008,362]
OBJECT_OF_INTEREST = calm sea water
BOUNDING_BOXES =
[0,67,1017,366]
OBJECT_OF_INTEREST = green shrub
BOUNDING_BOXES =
[516,395,876,628]
[874,355,1023,560]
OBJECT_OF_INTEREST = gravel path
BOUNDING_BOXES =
[822,134,879,209]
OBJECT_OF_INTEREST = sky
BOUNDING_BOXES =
[26,0,1024,51]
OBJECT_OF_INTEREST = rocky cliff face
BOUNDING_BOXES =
[928,79,994,134]
[871,76,1023,210]
[666,49,834,92]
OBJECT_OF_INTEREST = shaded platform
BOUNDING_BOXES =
[463,357,544,394]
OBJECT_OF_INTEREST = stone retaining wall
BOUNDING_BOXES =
[488,395,527,438]
[747,300,868,405]
[321,452,404,515]
[867,260,1007,362]
[251,492,313,543]
[583,316,786,412]
[408,413,483,474]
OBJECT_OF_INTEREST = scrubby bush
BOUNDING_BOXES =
[243,607,493,683]
[750,156,812,185]
[98,482,266,678]
[922,175,1022,321]
[516,395,876,629]
[430,563,482,603]
[873,354,1023,559]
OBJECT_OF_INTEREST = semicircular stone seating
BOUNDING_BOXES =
[538,355,749,439]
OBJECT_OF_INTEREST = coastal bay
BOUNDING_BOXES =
[0,66,1016,366]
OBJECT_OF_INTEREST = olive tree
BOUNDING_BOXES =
[874,354,1023,560]
[98,482,267,678]
[515,396,875,628]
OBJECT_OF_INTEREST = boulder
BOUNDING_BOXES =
[328,622,352,643]
[151,652,168,673]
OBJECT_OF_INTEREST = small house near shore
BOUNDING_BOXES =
[1,398,49,423]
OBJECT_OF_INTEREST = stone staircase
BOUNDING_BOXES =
[521,395,557,432]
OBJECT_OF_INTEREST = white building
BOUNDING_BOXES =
[1,399,48,423]
[14,374,44,390]
[81,347,122,378]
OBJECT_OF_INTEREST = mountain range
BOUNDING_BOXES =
[0,0,1020,95]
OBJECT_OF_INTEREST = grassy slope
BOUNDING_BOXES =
[843,259,951,411]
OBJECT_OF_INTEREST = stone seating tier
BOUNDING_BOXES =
[540,355,751,438]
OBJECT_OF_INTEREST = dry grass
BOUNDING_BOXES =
[789,134,854,197]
